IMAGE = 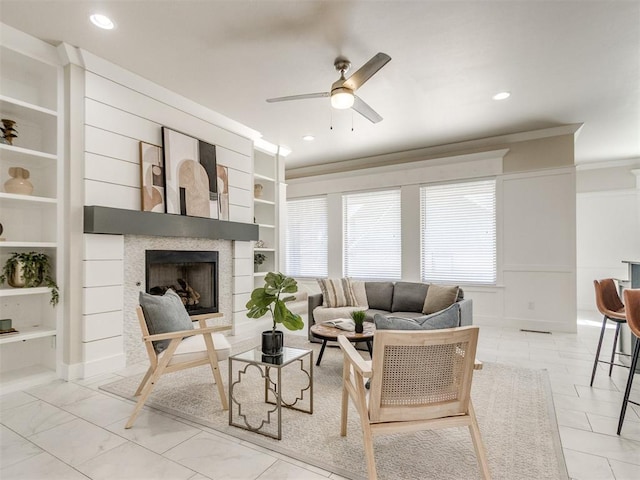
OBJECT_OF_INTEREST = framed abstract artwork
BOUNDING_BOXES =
[161,127,218,218]
[139,142,165,213]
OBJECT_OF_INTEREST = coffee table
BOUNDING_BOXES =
[310,321,375,366]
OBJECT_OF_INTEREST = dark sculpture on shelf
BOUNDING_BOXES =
[1,119,17,145]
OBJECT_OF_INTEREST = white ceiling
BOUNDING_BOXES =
[1,1,638,172]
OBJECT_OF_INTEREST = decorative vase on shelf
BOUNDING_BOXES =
[7,260,28,288]
[254,183,263,198]
[4,167,33,195]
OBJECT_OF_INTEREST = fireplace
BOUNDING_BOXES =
[145,250,218,316]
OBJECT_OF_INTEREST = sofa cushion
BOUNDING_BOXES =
[373,314,425,330]
[375,303,460,331]
[422,284,460,314]
[391,282,429,312]
[139,289,193,354]
[365,282,394,311]
[313,305,363,324]
[317,278,356,307]
[386,311,428,319]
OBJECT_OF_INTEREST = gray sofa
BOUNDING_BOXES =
[308,281,472,343]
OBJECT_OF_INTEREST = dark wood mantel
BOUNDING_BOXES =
[84,206,259,242]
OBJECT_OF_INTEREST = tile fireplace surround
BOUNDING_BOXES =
[122,235,233,365]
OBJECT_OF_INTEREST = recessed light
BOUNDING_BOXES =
[90,14,115,30]
[302,135,315,141]
[492,91,511,101]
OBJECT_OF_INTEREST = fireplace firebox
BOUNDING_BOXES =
[145,250,218,316]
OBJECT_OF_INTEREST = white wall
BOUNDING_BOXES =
[500,168,576,331]
[576,163,640,311]
[288,140,578,333]
[65,47,259,376]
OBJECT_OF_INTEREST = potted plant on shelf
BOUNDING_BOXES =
[0,251,59,306]
[351,310,366,333]
[245,272,304,356]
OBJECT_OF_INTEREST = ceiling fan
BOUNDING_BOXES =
[266,52,391,123]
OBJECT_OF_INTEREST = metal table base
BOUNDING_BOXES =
[228,346,313,440]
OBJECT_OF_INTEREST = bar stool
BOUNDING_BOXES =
[590,279,628,386]
[618,288,640,434]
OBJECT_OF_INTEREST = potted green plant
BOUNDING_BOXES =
[0,251,59,306]
[245,272,304,356]
[351,310,366,333]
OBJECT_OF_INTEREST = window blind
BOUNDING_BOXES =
[343,189,401,279]
[286,196,328,277]
[420,180,496,284]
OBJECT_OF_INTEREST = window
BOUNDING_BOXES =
[420,180,496,284]
[343,189,401,279]
[286,197,328,277]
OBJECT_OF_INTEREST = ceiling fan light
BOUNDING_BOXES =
[331,88,355,109]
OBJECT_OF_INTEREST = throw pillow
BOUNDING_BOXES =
[391,282,429,312]
[317,278,356,307]
[351,280,369,308]
[365,282,395,311]
[422,284,460,314]
[139,289,193,354]
[415,303,461,329]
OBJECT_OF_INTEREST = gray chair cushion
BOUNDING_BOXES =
[374,303,461,331]
[365,282,394,311]
[139,289,193,353]
[391,282,429,312]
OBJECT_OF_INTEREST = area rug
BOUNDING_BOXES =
[101,335,568,480]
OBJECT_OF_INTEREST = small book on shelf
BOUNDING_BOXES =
[321,318,355,332]
[0,328,19,336]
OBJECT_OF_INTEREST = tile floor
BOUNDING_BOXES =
[1,311,640,480]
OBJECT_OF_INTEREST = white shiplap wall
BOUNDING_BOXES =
[77,49,256,374]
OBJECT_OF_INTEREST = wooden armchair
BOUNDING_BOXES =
[125,307,232,429]
[338,326,490,480]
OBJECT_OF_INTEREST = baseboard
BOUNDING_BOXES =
[77,353,127,379]
[477,315,577,333]
[61,361,85,381]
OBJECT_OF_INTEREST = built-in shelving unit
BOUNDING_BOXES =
[0,26,64,392]
[252,149,281,284]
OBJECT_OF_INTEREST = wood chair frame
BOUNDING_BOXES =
[125,307,231,429]
[338,326,490,480]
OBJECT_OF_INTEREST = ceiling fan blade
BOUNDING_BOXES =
[352,95,383,123]
[342,52,391,91]
[266,92,329,103]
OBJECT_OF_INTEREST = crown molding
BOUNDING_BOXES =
[286,124,583,180]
